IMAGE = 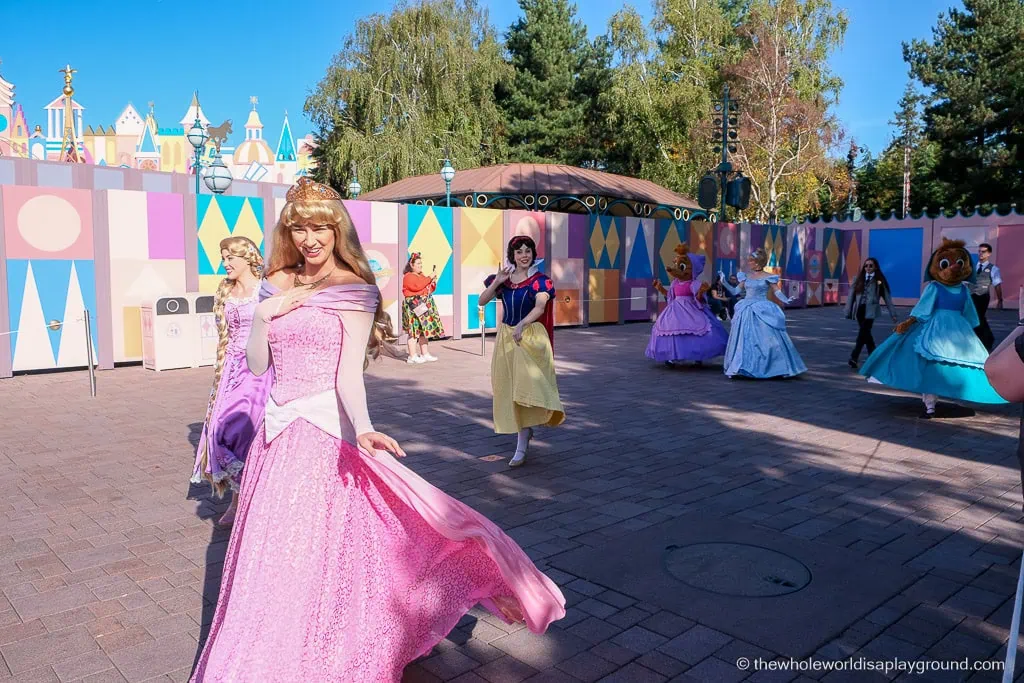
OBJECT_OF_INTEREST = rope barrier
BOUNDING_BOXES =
[0,315,90,337]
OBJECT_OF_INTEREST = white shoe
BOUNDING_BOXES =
[407,355,425,364]
[421,353,438,362]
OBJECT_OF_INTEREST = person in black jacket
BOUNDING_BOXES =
[844,257,897,368]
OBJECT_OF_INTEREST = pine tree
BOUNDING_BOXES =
[498,0,601,164]
[903,0,1024,206]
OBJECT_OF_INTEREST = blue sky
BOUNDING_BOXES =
[1,0,957,159]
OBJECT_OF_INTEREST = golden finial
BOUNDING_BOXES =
[250,96,258,110]
[59,64,76,97]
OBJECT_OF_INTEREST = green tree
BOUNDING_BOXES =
[305,0,511,193]
[598,1,734,196]
[498,0,600,163]
[903,0,1024,206]
[727,0,849,222]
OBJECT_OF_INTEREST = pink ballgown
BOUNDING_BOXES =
[190,283,565,682]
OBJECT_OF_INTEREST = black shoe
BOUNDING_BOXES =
[848,359,858,369]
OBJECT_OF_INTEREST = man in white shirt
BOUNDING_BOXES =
[972,242,1003,351]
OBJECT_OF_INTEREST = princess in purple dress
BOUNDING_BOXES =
[191,236,271,527]
[647,243,729,365]
[190,179,564,682]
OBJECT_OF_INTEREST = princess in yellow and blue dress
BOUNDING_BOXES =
[480,236,565,467]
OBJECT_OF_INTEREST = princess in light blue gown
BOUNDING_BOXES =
[718,248,807,379]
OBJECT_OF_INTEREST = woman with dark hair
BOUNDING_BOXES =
[401,252,444,364]
[478,236,565,467]
[844,257,897,369]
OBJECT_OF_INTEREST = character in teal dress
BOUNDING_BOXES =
[859,238,1007,417]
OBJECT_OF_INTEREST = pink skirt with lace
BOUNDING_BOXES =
[190,419,564,682]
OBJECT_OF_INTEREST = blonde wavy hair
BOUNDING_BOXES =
[265,198,396,367]
[199,235,263,496]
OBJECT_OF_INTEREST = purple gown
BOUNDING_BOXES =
[191,290,272,492]
[646,266,729,363]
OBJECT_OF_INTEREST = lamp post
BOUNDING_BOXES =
[203,153,232,195]
[348,163,361,199]
[186,116,209,195]
[440,156,455,207]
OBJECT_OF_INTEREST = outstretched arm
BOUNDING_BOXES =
[770,283,792,305]
[717,272,742,296]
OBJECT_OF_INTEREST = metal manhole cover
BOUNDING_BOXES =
[664,542,811,597]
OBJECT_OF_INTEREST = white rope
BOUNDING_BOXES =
[0,315,89,337]
[1002,549,1024,682]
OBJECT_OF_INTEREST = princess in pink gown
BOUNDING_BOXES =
[190,179,565,682]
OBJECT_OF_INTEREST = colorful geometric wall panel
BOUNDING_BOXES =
[688,219,713,282]
[869,228,924,299]
[806,250,824,306]
[588,268,619,324]
[840,230,862,292]
[343,200,372,245]
[588,215,621,270]
[623,218,655,321]
[566,214,588,259]
[551,258,583,326]
[549,213,569,259]
[756,224,785,273]
[784,225,808,307]
[367,202,401,324]
[2,185,94,260]
[508,211,546,259]
[996,224,1024,307]
[654,219,687,284]
[407,205,454,335]
[459,208,504,335]
[196,195,265,293]
[110,260,186,363]
[6,259,98,371]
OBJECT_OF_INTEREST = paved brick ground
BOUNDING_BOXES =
[1,307,1022,683]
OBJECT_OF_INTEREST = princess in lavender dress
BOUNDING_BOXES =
[647,243,729,365]
[190,236,271,527]
[190,179,565,683]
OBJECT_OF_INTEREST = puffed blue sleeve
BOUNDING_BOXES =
[908,282,938,321]
[484,274,497,288]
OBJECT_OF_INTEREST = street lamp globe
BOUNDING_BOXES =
[348,177,362,199]
[186,118,208,151]
[440,159,455,184]
[203,153,233,195]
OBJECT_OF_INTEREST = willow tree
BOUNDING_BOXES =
[305,0,511,192]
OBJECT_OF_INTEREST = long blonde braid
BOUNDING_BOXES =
[197,236,264,496]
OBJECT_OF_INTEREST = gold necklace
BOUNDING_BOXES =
[293,268,336,290]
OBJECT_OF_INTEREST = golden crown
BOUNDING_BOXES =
[286,177,342,202]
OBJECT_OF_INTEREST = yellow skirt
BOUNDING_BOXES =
[491,323,565,434]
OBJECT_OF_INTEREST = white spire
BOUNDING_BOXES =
[179,91,210,127]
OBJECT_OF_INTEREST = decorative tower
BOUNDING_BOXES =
[58,64,84,163]
[274,110,298,182]
[135,102,161,171]
[0,58,14,156]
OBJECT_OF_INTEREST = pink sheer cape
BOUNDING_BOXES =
[259,279,566,631]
